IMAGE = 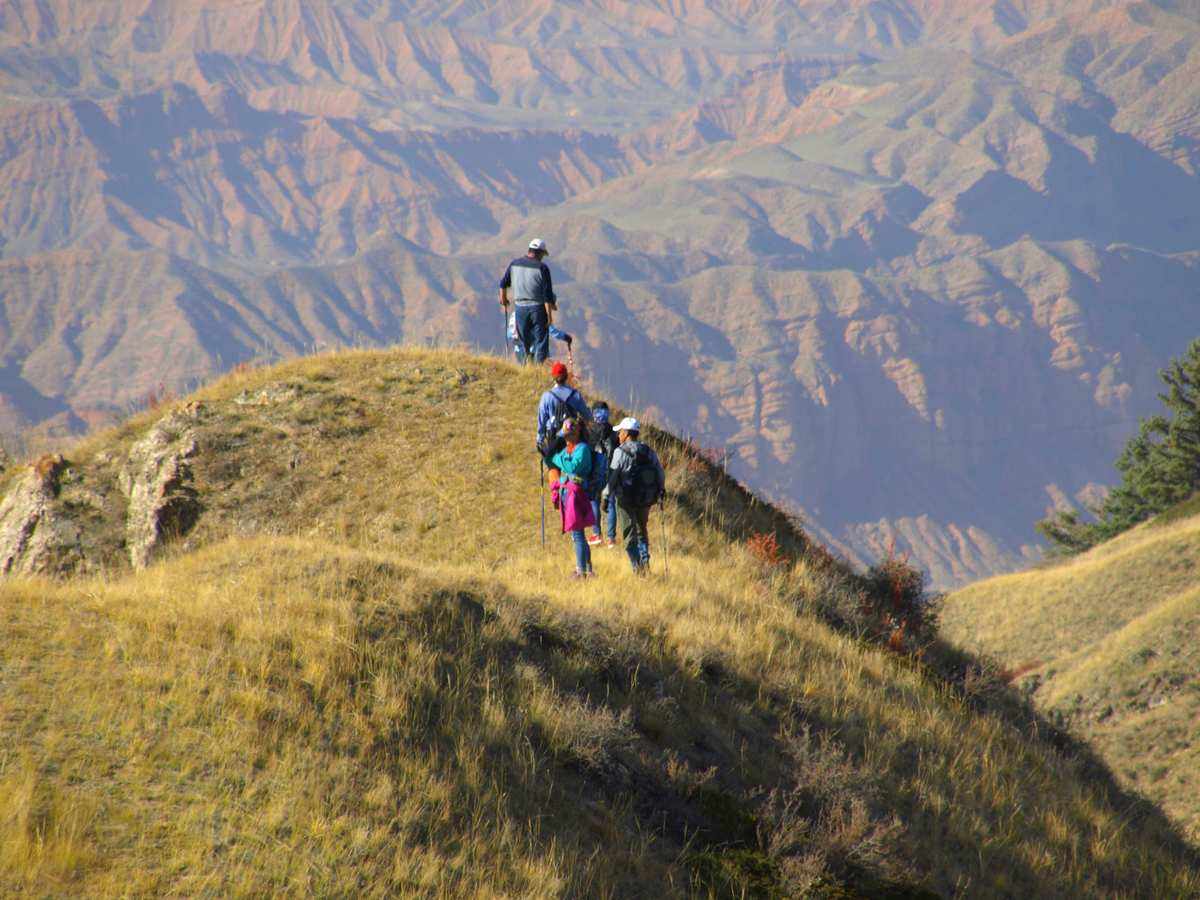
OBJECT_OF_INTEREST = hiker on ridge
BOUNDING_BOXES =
[606,417,665,575]
[550,417,598,579]
[507,316,573,366]
[589,402,619,549]
[499,238,556,364]
[537,362,590,469]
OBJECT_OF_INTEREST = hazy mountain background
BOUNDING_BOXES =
[3,0,1200,586]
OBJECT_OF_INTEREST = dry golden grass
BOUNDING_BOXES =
[943,509,1200,841]
[2,347,1198,897]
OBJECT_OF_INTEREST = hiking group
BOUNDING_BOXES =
[500,238,667,578]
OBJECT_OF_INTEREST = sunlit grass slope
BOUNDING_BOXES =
[943,508,1200,840]
[2,348,1198,897]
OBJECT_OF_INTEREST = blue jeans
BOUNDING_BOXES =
[570,529,592,574]
[515,304,549,363]
[592,498,616,540]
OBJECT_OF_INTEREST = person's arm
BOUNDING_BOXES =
[542,262,556,323]
[536,393,551,444]
[607,445,627,495]
[542,263,556,307]
[568,390,590,421]
[499,264,512,308]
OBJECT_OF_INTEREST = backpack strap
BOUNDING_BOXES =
[549,384,577,411]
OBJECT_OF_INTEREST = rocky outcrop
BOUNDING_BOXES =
[119,406,203,568]
[0,403,208,578]
[0,454,81,576]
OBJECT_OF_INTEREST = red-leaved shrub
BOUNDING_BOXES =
[747,531,789,571]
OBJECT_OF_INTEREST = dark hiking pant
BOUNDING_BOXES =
[515,303,549,363]
[617,502,651,572]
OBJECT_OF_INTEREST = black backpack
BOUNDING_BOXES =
[542,386,583,453]
[616,443,662,507]
[546,385,582,440]
[591,422,618,459]
[583,423,613,498]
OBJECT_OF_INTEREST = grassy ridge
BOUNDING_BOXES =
[943,509,1200,840]
[2,348,1198,897]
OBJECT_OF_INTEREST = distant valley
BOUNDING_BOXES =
[3,0,1200,585]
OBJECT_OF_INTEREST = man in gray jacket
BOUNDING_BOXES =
[606,417,665,574]
[499,238,556,363]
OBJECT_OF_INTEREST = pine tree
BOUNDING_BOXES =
[1038,338,1200,554]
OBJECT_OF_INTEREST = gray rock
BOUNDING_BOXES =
[233,384,299,407]
[120,409,201,568]
[0,454,82,576]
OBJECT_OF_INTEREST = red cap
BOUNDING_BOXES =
[551,362,568,379]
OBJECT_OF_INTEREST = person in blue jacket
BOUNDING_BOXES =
[507,316,572,365]
[536,362,590,468]
[588,402,618,548]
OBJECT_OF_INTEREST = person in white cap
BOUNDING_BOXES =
[606,417,665,574]
[499,238,556,363]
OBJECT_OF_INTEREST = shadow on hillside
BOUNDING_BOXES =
[651,432,1200,887]
[655,430,814,556]
[384,561,1198,899]
[377,572,935,897]
[924,635,1200,861]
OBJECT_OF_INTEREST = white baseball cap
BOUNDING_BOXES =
[528,237,549,254]
[615,417,640,433]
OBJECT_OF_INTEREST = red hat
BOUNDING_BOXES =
[551,362,568,379]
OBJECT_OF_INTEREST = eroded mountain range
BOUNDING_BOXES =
[3,0,1200,585]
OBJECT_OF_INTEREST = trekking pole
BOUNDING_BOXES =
[660,495,669,576]
[502,305,512,360]
[540,458,547,548]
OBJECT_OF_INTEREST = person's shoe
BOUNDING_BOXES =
[587,533,603,547]
[570,569,586,579]
[605,539,617,549]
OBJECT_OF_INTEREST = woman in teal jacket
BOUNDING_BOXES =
[551,418,597,578]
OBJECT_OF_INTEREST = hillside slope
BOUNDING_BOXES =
[943,505,1200,840]
[1,348,1198,897]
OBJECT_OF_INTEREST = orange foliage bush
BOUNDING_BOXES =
[746,531,789,570]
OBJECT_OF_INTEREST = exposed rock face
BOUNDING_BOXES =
[119,407,202,569]
[0,454,80,576]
